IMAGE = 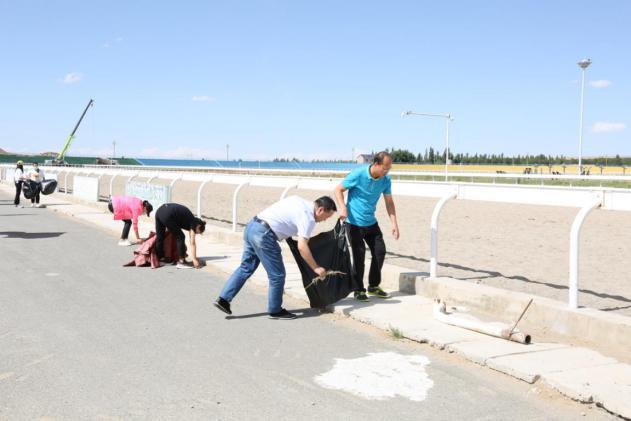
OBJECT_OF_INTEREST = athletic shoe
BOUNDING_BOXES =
[117,239,133,246]
[268,308,297,320]
[367,286,390,298]
[15,204,23,208]
[37,204,45,208]
[354,291,370,302]
[213,297,232,315]
[176,261,194,269]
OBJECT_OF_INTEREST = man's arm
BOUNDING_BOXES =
[189,230,200,267]
[384,194,399,240]
[334,183,348,220]
[297,237,326,279]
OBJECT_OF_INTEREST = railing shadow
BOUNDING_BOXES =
[385,251,631,306]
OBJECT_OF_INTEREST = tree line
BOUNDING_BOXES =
[386,147,631,166]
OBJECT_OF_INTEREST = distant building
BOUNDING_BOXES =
[356,154,374,164]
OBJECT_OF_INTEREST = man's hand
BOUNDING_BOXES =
[338,207,348,221]
[136,238,144,244]
[314,266,327,280]
[392,224,400,240]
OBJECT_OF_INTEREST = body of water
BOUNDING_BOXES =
[137,159,361,171]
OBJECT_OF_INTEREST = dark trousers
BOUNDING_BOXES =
[155,215,185,259]
[121,220,132,240]
[348,223,386,292]
[31,191,40,204]
[14,181,22,205]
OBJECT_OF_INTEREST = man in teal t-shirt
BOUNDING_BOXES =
[334,151,399,301]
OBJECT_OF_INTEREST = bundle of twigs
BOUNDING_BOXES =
[305,270,346,290]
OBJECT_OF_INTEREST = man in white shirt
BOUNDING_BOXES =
[214,195,337,320]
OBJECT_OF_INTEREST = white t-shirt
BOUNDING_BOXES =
[13,168,24,183]
[257,196,316,241]
[27,168,45,183]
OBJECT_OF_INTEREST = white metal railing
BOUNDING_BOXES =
[15,162,631,183]
[1,163,628,310]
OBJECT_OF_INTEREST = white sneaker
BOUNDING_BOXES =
[176,261,194,269]
[15,204,23,208]
[31,204,36,208]
[37,204,45,208]
[118,239,133,246]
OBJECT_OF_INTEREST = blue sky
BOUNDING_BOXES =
[0,1,629,160]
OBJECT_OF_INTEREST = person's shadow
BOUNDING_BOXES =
[0,231,65,239]
[223,307,327,320]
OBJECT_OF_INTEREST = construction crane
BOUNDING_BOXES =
[46,99,94,165]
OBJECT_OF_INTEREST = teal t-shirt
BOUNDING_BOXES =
[342,165,392,227]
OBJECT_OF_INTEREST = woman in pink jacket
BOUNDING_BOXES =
[108,196,153,246]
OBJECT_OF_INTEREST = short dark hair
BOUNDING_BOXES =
[314,196,337,212]
[373,151,392,165]
[194,218,206,233]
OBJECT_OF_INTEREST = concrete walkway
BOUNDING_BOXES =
[4,185,630,419]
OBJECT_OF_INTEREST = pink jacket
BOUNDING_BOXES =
[112,195,144,231]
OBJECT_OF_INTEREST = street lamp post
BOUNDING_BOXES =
[402,111,454,180]
[577,58,592,176]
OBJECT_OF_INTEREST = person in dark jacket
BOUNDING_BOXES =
[154,203,206,269]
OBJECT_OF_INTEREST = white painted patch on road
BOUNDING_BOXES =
[315,352,433,401]
[44,273,59,277]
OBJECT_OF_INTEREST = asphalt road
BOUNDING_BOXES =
[0,193,614,420]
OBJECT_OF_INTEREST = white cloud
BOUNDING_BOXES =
[138,147,225,159]
[192,95,215,102]
[590,80,612,88]
[62,72,83,84]
[591,121,626,133]
[102,42,111,48]
[116,36,123,42]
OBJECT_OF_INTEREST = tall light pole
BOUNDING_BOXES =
[402,111,454,179]
[226,144,229,161]
[577,58,592,175]
[112,140,116,161]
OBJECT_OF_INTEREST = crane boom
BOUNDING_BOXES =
[55,99,94,162]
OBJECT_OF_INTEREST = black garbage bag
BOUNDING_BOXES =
[41,179,58,195]
[22,180,39,200]
[287,220,357,308]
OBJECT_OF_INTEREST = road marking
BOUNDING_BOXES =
[315,352,434,401]
[44,273,60,277]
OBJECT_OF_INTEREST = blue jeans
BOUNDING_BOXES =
[219,219,286,313]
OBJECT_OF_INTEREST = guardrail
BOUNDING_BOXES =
[18,162,631,184]
[2,163,628,311]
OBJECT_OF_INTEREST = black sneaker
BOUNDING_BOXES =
[213,297,232,315]
[367,286,390,298]
[268,308,297,320]
[354,291,370,302]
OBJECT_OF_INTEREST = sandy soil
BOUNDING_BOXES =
[76,172,631,316]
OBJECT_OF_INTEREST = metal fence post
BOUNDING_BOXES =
[568,195,602,309]
[232,181,250,232]
[430,191,458,278]
[196,177,213,218]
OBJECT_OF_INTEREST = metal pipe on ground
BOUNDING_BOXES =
[433,299,531,344]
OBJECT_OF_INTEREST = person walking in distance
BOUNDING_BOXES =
[13,160,25,208]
